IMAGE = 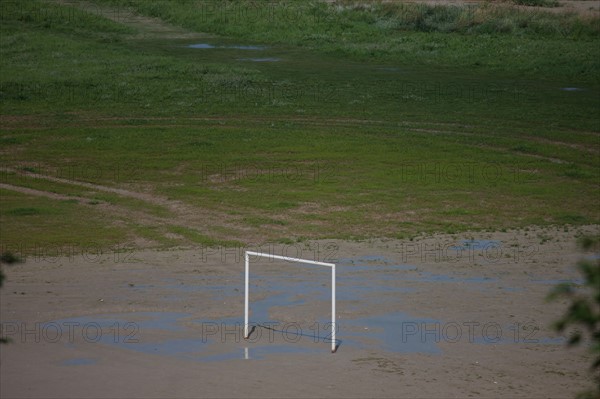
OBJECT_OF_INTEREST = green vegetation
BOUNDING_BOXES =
[511,0,560,8]
[0,252,22,264]
[549,236,600,398]
[0,0,598,253]
[0,188,129,253]
[96,0,600,80]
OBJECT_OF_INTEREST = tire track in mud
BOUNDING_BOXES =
[0,168,253,246]
[3,112,596,159]
[0,182,170,232]
[1,113,587,173]
[3,167,183,208]
[57,0,209,39]
[0,183,83,202]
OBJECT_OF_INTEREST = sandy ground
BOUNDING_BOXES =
[1,225,598,398]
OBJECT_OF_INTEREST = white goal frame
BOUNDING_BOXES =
[244,251,337,353]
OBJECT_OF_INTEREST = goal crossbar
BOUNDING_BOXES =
[244,251,337,353]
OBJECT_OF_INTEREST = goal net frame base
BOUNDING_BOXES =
[243,250,337,353]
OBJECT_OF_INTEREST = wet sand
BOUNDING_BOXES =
[1,225,597,398]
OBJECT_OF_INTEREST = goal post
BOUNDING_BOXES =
[244,250,337,353]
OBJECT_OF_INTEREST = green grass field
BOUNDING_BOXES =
[1,0,599,254]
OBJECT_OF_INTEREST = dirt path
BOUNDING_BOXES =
[0,183,83,202]
[0,167,251,246]
[59,0,209,39]
[2,167,183,206]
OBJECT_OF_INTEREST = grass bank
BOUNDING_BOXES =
[1,0,598,254]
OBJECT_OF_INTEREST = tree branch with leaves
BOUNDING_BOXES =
[548,236,600,399]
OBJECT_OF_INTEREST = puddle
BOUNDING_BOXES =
[450,239,502,251]
[337,255,417,272]
[560,87,584,91]
[238,58,281,62]
[48,305,334,362]
[335,254,499,292]
[336,283,416,301]
[244,344,322,360]
[126,338,207,358]
[45,304,565,363]
[474,336,565,345]
[239,320,338,350]
[48,312,191,334]
[338,255,393,265]
[249,291,310,322]
[446,240,505,265]
[41,252,568,362]
[202,344,323,361]
[188,43,216,49]
[246,268,415,314]
[344,312,442,354]
[48,312,212,361]
[128,277,241,299]
[345,313,564,353]
[61,358,97,366]
[187,43,267,50]
[474,331,564,346]
[405,272,497,284]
